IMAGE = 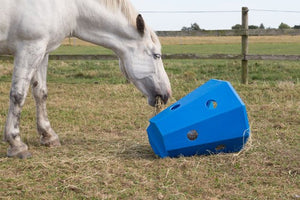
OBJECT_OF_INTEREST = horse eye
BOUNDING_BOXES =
[153,53,161,59]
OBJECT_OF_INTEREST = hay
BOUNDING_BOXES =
[154,96,163,115]
[232,129,253,157]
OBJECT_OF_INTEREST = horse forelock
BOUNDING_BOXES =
[100,0,138,27]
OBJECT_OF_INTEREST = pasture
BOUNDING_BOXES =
[57,35,300,55]
[0,36,299,199]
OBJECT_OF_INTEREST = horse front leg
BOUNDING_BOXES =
[4,45,45,158]
[31,54,60,147]
[4,87,32,159]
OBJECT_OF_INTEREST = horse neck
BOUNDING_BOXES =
[73,0,140,57]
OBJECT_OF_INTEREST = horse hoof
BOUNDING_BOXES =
[41,136,61,147]
[7,145,32,159]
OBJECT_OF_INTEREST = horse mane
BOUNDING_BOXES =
[100,0,160,45]
[100,0,138,27]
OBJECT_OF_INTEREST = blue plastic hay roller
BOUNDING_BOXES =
[147,79,250,158]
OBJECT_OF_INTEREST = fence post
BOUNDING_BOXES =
[241,7,249,84]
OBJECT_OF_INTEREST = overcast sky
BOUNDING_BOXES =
[131,0,300,30]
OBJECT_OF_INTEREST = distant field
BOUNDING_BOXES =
[62,35,300,45]
[0,35,299,199]
[56,35,300,55]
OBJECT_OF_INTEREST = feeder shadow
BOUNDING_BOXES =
[117,144,158,160]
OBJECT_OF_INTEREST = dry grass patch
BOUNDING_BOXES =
[0,59,299,199]
[62,35,300,46]
[161,35,300,45]
[0,61,13,78]
[1,81,299,199]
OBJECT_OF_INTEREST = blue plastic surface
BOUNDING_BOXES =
[147,79,250,158]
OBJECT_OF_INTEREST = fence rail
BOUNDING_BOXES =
[156,29,300,37]
[2,54,300,61]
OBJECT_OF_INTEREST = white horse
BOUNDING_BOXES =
[0,0,171,158]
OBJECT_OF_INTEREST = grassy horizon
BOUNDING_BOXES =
[54,35,300,55]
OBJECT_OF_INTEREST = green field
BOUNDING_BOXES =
[54,35,300,55]
[52,43,300,56]
[0,38,299,199]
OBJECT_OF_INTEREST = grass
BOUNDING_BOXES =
[56,35,300,55]
[52,42,300,56]
[0,37,300,199]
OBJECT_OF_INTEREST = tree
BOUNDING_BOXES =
[191,23,201,31]
[293,25,300,29]
[181,26,189,31]
[181,23,201,31]
[278,22,291,29]
[249,25,259,29]
[259,23,265,29]
[231,24,242,30]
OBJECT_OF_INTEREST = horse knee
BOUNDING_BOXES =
[10,90,26,106]
[36,90,48,101]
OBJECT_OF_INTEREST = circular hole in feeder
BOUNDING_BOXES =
[206,100,218,109]
[187,130,198,141]
[171,103,181,111]
[215,144,226,151]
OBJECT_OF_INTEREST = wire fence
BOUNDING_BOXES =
[141,9,300,14]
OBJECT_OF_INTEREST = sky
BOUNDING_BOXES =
[130,0,300,30]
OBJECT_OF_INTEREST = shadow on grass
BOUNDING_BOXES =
[51,132,158,160]
[117,143,158,160]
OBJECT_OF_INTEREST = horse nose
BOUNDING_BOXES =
[158,89,171,104]
[161,94,169,104]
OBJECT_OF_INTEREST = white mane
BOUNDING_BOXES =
[100,0,160,45]
[100,0,139,28]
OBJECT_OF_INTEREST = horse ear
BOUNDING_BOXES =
[136,14,145,35]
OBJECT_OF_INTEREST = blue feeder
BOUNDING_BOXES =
[147,79,250,158]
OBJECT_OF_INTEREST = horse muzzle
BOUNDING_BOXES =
[148,90,171,107]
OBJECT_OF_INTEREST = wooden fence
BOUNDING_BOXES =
[1,54,299,62]
[156,7,300,84]
[156,28,300,37]
[1,7,299,83]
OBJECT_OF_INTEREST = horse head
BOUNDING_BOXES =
[118,14,172,106]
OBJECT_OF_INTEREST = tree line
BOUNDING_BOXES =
[231,23,300,30]
[181,22,300,31]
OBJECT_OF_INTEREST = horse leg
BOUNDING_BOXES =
[31,54,60,147]
[4,46,45,158]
